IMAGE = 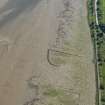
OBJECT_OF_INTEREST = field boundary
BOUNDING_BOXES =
[87,0,100,105]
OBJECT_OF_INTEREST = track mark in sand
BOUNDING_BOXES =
[47,49,84,67]
[48,49,84,57]
[23,76,81,105]
[23,98,39,105]
[27,76,39,91]
[53,0,74,49]
[0,38,11,58]
[47,0,75,66]
[23,76,40,105]
[47,0,92,67]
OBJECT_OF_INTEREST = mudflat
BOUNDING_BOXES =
[0,0,96,105]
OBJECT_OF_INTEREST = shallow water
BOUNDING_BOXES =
[0,0,41,27]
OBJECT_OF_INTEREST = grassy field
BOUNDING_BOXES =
[97,0,105,34]
[98,34,105,104]
[97,0,105,24]
[97,0,105,104]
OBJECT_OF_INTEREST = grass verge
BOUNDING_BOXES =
[88,0,105,104]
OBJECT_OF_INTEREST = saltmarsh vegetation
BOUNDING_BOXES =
[42,85,78,105]
[88,0,105,104]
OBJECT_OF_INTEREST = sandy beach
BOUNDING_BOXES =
[0,0,96,105]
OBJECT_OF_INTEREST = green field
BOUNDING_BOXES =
[97,0,105,24]
[97,0,105,104]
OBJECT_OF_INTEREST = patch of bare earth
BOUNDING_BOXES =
[0,0,96,105]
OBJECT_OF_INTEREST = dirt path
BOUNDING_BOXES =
[95,0,99,25]
[0,0,96,105]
